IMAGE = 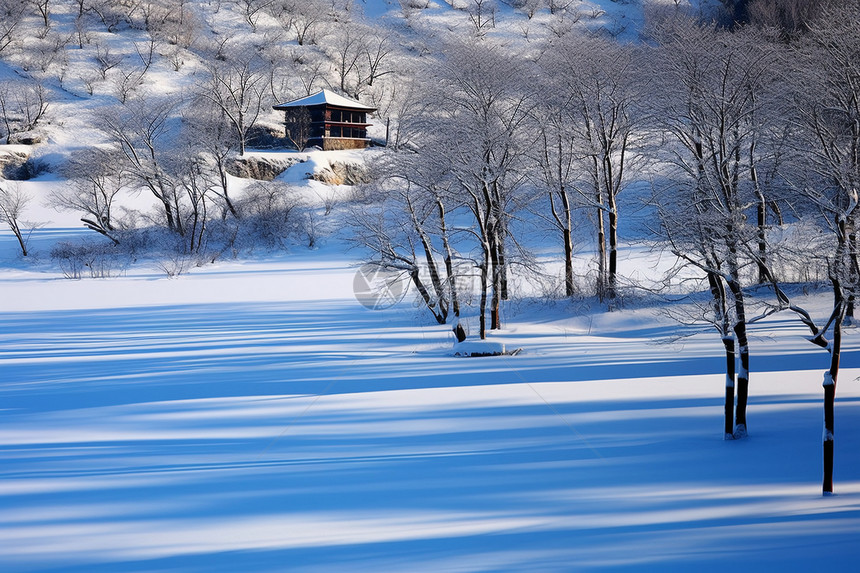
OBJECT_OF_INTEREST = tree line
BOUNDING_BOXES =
[351,1,860,494]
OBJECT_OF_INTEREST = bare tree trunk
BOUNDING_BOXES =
[728,279,750,439]
[478,257,489,340]
[723,335,736,439]
[411,267,445,325]
[489,233,502,331]
[757,199,767,284]
[708,272,735,439]
[542,133,576,297]
[751,140,768,284]
[11,222,28,256]
[761,267,849,493]
[491,180,508,302]
[563,226,574,296]
[823,288,846,494]
[590,127,607,301]
[846,221,858,321]
[823,320,840,494]
[603,142,622,303]
[238,123,246,156]
[437,198,460,320]
[734,320,750,438]
[484,180,503,331]
[217,161,238,217]
[498,232,508,301]
[608,201,618,302]
[596,202,606,301]
[159,196,178,234]
[407,194,448,323]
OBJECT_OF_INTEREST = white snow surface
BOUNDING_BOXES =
[274,89,377,111]
[1,207,859,572]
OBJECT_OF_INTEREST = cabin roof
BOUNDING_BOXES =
[273,89,376,112]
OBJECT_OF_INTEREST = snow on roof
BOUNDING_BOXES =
[273,89,376,111]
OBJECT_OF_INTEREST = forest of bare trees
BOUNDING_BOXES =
[349,0,860,493]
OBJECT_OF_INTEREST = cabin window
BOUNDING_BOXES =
[326,109,367,124]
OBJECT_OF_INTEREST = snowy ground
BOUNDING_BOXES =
[1,217,859,572]
[1,1,858,568]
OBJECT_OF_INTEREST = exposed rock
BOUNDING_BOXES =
[312,161,370,185]
[0,150,30,180]
[226,156,302,181]
[246,124,285,149]
[6,131,44,145]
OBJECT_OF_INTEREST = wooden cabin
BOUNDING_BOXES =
[273,89,376,151]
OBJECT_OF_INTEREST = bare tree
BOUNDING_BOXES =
[358,42,533,338]
[235,181,305,249]
[269,0,329,45]
[767,0,860,493]
[761,266,849,495]
[465,0,497,37]
[198,48,270,156]
[182,101,241,218]
[26,31,70,75]
[0,0,26,55]
[352,154,464,327]
[548,0,577,15]
[170,152,212,254]
[94,43,123,79]
[528,77,581,297]
[510,0,543,19]
[787,1,860,320]
[26,0,52,30]
[283,106,313,150]
[299,54,329,97]
[383,77,427,151]
[72,1,95,49]
[101,97,185,234]
[234,0,274,32]
[0,182,33,256]
[327,25,365,97]
[322,24,398,99]
[747,0,831,38]
[86,0,134,32]
[110,40,156,104]
[430,40,533,338]
[537,34,643,302]
[143,0,200,50]
[0,79,49,141]
[52,149,128,243]
[650,17,781,439]
[362,32,396,89]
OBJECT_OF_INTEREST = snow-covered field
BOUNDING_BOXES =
[2,0,859,571]
[2,214,859,572]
